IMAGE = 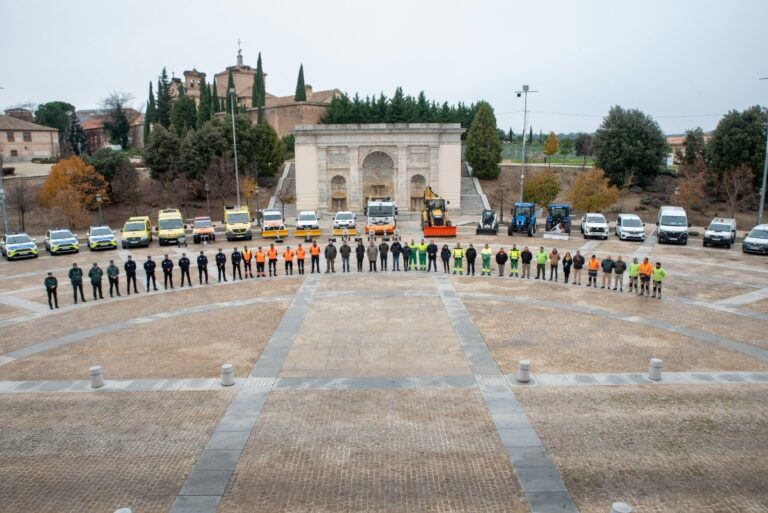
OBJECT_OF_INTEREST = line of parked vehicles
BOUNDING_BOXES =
[2,201,768,261]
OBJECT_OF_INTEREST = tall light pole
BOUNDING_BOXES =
[204,182,211,218]
[759,78,768,225]
[516,85,538,203]
[95,194,103,224]
[229,87,241,208]
[0,154,8,235]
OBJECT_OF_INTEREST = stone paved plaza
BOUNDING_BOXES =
[1,225,767,513]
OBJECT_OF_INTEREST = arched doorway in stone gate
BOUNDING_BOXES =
[361,151,395,201]
[410,174,426,212]
[330,175,348,212]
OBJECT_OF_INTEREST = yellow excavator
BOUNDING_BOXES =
[421,186,457,237]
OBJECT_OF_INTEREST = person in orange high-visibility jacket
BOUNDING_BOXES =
[283,246,294,275]
[586,255,600,287]
[267,244,278,277]
[242,246,253,278]
[638,257,653,297]
[309,242,321,274]
[295,244,306,275]
[255,247,266,278]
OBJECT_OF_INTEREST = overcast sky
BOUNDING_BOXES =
[2,0,766,134]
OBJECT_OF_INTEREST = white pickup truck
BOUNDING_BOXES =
[581,213,609,240]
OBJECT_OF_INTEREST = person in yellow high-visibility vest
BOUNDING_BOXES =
[452,243,465,275]
[480,244,493,276]
[417,239,428,271]
[508,245,521,277]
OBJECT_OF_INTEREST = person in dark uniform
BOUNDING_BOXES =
[402,243,411,271]
[355,240,365,272]
[465,244,477,276]
[161,254,174,289]
[426,240,438,272]
[390,239,402,271]
[378,239,389,271]
[88,262,104,300]
[107,260,121,297]
[178,252,192,287]
[144,256,158,291]
[44,271,59,309]
[215,248,227,282]
[124,255,138,294]
[231,247,243,280]
[197,251,209,284]
[68,263,86,304]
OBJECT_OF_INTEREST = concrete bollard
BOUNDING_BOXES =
[610,502,632,513]
[517,360,531,383]
[648,358,663,381]
[90,365,105,389]
[221,364,235,386]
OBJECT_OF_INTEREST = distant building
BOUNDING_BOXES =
[666,134,711,163]
[177,49,342,137]
[0,111,59,161]
[78,109,145,151]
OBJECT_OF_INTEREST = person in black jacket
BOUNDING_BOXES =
[215,249,227,282]
[571,250,585,285]
[144,256,158,292]
[179,253,192,287]
[355,241,365,272]
[520,247,533,279]
[440,244,451,273]
[161,254,174,289]
[465,244,477,276]
[124,255,139,295]
[390,240,402,271]
[378,240,389,271]
[197,251,209,284]
[495,248,509,277]
[402,243,411,271]
[231,247,243,281]
[426,240,438,272]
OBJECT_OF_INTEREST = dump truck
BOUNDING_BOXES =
[476,209,499,235]
[223,205,253,241]
[260,208,289,238]
[545,204,572,233]
[294,211,322,239]
[364,198,397,235]
[422,186,457,237]
[507,202,537,237]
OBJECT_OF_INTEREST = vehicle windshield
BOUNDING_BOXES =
[298,213,317,221]
[515,206,533,216]
[660,215,686,227]
[586,215,605,223]
[7,234,32,244]
[336,213,354,220]
[51,230,74,239]
[708,223,730,232]
[622,218,643,228]
[550,207,568,217]
[159,218,183,230]
[368,205,394,216]
[748,228,768,239]
[194,219,212,228]
[124,222,146,232]
[263,213,282,222]
[90,227,113,236]
[227,213,250,224]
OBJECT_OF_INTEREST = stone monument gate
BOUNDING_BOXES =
[294,124,464,212]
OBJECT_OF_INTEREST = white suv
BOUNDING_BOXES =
[296,211,320,230]
[581,213,609,240]
[615,214,646,241]
[333,211,356,229]
[703,218,736,249]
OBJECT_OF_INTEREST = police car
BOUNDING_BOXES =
[0,232,39,260]
[86,225,118,251]
[45,228,79,254]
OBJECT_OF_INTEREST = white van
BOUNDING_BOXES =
[703,218,737,248]
[615,214,646,241]
[656,206,689,245]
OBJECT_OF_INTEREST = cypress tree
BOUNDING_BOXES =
[144,82,156,141]
[252,52,265,109]
[178,84,186,96]
[197,80,211,128]
[156,67,173,128]
[211,80,220,113]
[294,64,306,101]
[226,69,236,114]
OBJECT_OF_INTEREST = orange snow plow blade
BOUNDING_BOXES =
[423,225,457,237]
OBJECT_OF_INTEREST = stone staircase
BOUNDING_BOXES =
[269,163,297,219]
[459,162,487,215]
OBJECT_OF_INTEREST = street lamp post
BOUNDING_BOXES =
[516,85,538,203]
[204,182,211,218]
[0,154,8,234]
[95,194,103,225]
[229,87,241,209]
[758,78,768,225]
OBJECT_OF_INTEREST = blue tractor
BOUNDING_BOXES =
[508,202,537,237]
[546,204,572,234]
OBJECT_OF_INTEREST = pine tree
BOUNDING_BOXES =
[197,80,211,128]
[156,68,173,128]
[170,95,197,138]
[294,64,306,101]
[254,120,286,177]
[252,52,265,109]
[68,110,88,155]
[211,81,220,113]
[226,69,237,114]
[464,101,502,179]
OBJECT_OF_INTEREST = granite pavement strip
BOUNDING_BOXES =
[168,275,321,513]
[433,274,579,513]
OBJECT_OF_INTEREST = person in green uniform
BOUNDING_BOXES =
[652,261,666,299]
[408,239,418,270]
[535,247,548,279]
[417,239,428,271]
[88,262,104,300]
[627,257,640,293]
[68,263,86,304]
[480,244,493,276]
[452,243,464,275]
[107,260,121,297]
[44,272,59,310]
[508,245,520,277]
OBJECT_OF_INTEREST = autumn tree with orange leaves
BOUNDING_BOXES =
[38,156,109,229]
